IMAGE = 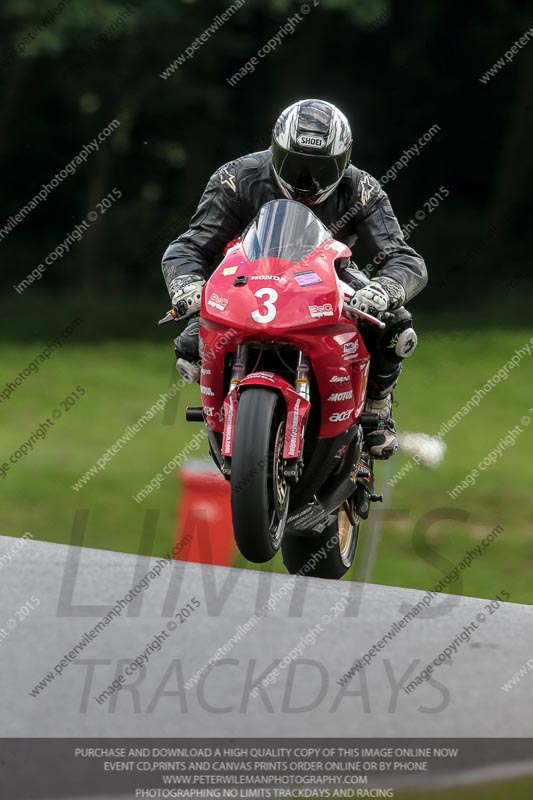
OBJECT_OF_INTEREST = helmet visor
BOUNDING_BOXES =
[272,144,350,199]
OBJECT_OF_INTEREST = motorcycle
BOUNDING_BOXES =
[161,198,386,579]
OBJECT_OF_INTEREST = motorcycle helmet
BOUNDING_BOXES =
[271,99,353,205]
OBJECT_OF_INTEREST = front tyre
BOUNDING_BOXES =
[231,388,290,563]
[281,504,360,579]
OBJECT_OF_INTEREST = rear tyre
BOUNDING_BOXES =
[231,388,290,563]
[281,504,360,579]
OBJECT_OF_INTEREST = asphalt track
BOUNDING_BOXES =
[1,533,532,741]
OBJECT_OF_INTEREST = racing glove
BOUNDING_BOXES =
[168,275,205,319]
[348,277,406,316]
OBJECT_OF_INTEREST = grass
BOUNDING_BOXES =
[1,324,532,604]
[369,325,533,603]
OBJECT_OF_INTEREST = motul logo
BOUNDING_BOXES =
[328,390,353,402]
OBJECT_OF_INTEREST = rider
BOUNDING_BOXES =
[162,99,427,459]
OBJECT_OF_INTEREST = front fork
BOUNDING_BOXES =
[229,344,247,389]
[221,348,311,484]
[220,344,247,477]
[284,353,311,485]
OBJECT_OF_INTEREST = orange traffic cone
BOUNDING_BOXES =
[173,461,236,566]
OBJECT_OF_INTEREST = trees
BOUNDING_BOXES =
[0,0,529,307]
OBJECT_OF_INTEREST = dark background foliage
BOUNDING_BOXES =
[1,0,531,329]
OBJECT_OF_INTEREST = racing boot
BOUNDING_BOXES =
[364,392,399,459]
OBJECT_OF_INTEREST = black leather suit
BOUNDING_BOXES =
[162,150,427,396]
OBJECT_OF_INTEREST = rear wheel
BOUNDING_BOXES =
[231,388,290,562]
[281,503,360,579]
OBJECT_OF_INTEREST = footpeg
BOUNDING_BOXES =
[370,493,384,503]
[185,406,204,421]
[354,455,375,519]
[359,412,380,428]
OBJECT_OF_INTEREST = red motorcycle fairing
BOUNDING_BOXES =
[200,330,370,437]
[200,314,370,439]
[199,232,371,444]
[220,372,311,458]
[203,237,349,334]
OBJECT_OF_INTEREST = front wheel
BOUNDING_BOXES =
[230,388,290,563]
[281,504,360,579]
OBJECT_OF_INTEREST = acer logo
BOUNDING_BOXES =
[329,409,354,423]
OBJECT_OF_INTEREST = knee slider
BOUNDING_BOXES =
[393,326,417,358]
[383,308,417,359]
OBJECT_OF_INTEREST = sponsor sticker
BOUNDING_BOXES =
[201,385,215,396]
[329,409,354,423]
[328,390,353,402]
[288,397,302,457]
[250,275,283,281]
[330,374,350,383]
[224,395,236,452]
[343,340,360,360]
[222,265,239,276]
[293,270,322,287]
[308,303,334,318]
[357,460,372,479]
[243,371,276,382]
[207,293,229,311]
[343,341,359,354]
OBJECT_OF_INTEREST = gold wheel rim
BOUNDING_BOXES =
[338,505,357,563]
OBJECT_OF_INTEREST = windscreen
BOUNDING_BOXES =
[242,199,330,263]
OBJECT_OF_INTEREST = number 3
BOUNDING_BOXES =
[251,288,278,323]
